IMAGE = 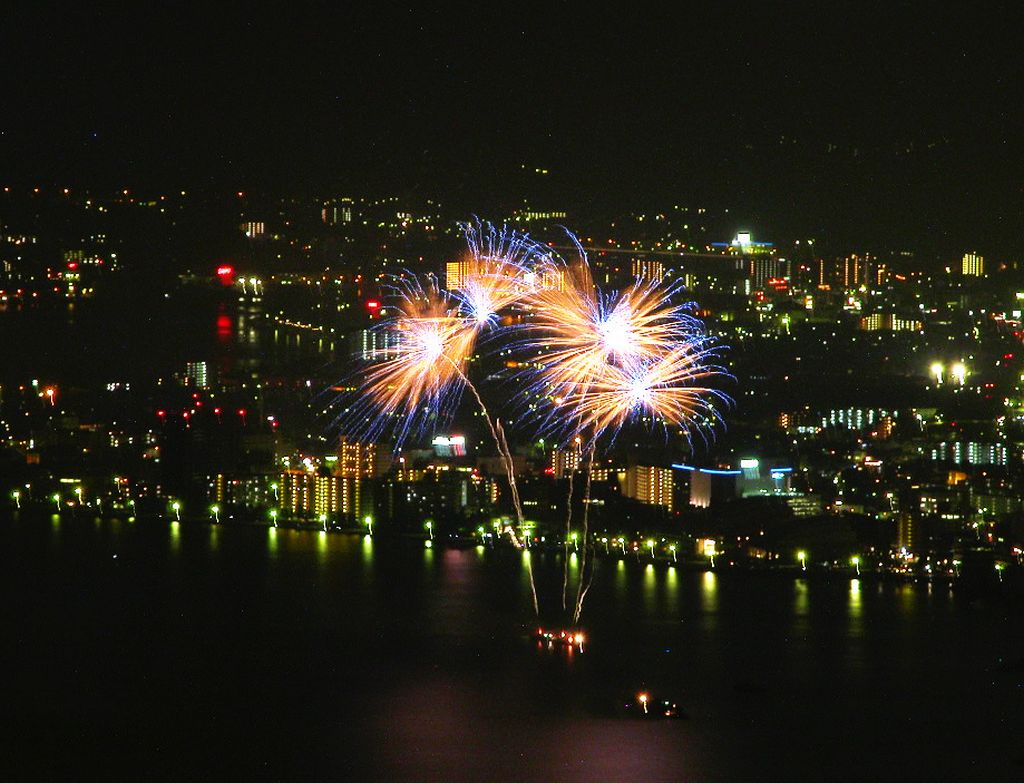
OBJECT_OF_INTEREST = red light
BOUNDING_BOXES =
[216,265,234,277]
[156,410,166,417]
[67,261,78,270]
[238,409,246,416]
[213,407,221,414]
[366,299,381,310]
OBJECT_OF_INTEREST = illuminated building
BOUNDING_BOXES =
[356,328,402,362]
[621,465,674,511]
[843,253,873,288]
[930,441,1008,467]
[432,435,466,457]
[897,511,917,553]
[677,461,793,507]
[961,251,984,277]
[512,209,567,222]
[445,260,472,291]
[859,313,923,332]
[184,361,209,389]
[743,256,788,290]
[241,221,265,238]
[551,448,581,479]
[322,197,355,225]
[631,257,664,282]
[280,469,360,518]
[550,448,616,481]
[337,439,378,478]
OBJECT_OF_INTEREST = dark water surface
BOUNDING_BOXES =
[1,510,1022,781]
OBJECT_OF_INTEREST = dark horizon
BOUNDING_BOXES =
[2,4,1023,259]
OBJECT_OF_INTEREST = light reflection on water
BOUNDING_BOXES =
[3,512,1020,781]
[643,563,657,615]
[849,577,862,617]
[700,570,718,613]
[267,526,278,557]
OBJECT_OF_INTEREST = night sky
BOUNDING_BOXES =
[2,3,1022,256]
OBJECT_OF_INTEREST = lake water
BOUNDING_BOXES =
[1,509,1021,781]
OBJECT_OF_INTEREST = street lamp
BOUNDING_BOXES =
[851,555,860,575]
[798,550,807,572]
[171,501,181,521]
[425,520,434,540]
[930,362,943,386]
[319,513,328,532]
[270,482,279,501]
[570,531,578,551]
[210,505,220,524]
[647,539,656,559]
[11,489,20,509]
[669,544,677,562]
[52,493,61,510]
[269,509,278,528]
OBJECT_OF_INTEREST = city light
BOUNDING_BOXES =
[950,362,967,386]
[11,489,20,509]
[210,505,220,524]
[798,550,807,571]
[171,501,181,521]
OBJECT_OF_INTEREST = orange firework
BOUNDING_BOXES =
[453,220,554,328]
[556,341,729,441]
[360,278,477,442]
[522,265,715,425]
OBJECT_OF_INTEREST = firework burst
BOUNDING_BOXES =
[518,248,727,445]
[452,220,555,329]
[556,339,731,443]
[347,276,477,445]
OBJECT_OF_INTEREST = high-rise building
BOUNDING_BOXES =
[551,448,582,479]
[281,469,360,518]
[445,260,473,291]
[632,257,665,282]
[337,440,378,479]
[621,465,674,511]
[184,361,209,389]
[843,253,874,288]
[897,510,917,553]
[962,251,984,277]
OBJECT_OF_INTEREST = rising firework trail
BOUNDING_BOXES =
[339,222,554,615]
